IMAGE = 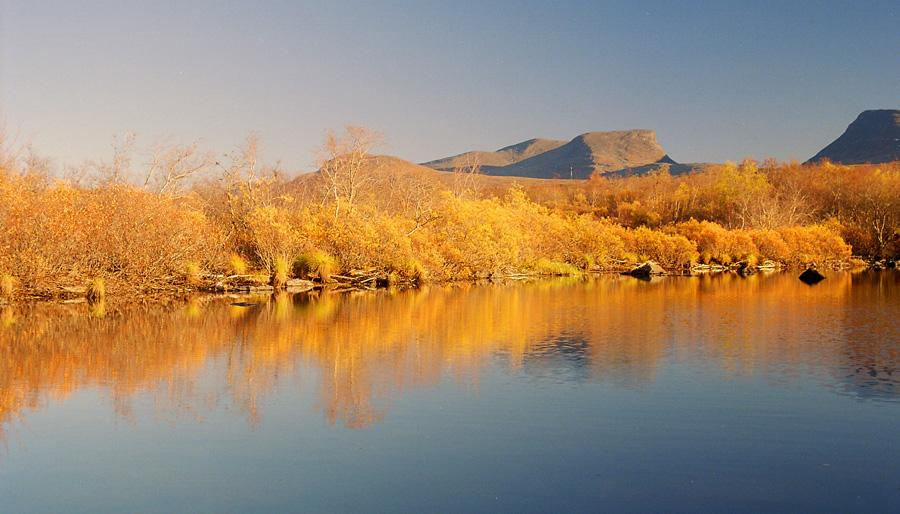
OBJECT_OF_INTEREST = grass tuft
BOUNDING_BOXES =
[294,251,339,283]
[1,274,15,299]
[186,262,202,286]
[229,254,248,275]
[272,256,290,289]
[533,259,581,276]
[87,277,106,302]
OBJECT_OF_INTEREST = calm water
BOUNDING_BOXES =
[1,271,899,513]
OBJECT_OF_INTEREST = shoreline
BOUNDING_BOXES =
[1,261,890,309]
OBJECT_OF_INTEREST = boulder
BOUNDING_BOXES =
[758,260,778,269]
[211,274,270,292]
[799,268,825,285]
[628,261,667,278]
[58,285,88,296]
[285,279,316,292]
[234,284,274,293]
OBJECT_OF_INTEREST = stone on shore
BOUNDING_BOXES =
[285,279,316,292]
[628,261,667,278]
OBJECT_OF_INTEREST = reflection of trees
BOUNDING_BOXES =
[1,272,898,437]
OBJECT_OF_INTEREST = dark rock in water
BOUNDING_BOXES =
[799,268,826,285]
[628,261,667,278]
[886,260,897,269]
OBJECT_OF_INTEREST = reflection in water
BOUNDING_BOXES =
[1,271,898,436]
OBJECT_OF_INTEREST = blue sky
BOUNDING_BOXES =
[1,0,897,171]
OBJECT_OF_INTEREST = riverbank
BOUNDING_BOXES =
[0,261,879,310]
[2,135,897,304]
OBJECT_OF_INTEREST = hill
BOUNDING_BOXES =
[422,138,567,172]
[288,154,575,194]
[423,130,678,179]
[808,109,900,164]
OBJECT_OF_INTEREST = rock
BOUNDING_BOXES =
[234,285,274,293]
[628,261,667,278]
[285,279,316,292]
[58,285,88,296]
[211,274,271,292]
[230,301,260,307]
[758,260,778,269]
[799,268,826,285]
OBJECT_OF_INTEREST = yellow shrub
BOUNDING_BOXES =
[229,254,248,275]
[294,250,339,282]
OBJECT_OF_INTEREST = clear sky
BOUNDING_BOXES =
[1,0,898,171]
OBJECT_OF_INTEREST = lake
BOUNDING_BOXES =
[1,271,898,513]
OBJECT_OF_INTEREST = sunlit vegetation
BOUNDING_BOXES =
[541,159,897,261]
[0,128,896,300]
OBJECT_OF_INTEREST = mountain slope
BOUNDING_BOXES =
[808,109,900,164]
[424,130,676,179]
[422,138,567,172]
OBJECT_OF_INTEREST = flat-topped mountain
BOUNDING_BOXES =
[423,130,678,179]
[808,109,900,164]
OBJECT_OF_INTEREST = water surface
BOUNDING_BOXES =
[1,272,899,512]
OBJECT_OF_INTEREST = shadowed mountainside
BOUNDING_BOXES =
[808,109,900,164]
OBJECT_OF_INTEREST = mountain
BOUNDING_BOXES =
[808,109,900,164]
[422,138,567,172]
[423,130,677,179]
[289,154,571,193]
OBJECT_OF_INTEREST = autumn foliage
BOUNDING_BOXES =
[0,128,895,299]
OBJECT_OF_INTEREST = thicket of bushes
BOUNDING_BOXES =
[528,159,900,259]
[0,129,890,299]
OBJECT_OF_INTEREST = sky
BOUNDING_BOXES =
[1,0,898,172]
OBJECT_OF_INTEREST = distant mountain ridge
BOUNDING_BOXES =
[424,138,567,172]
[423,129,681,179]
[808,109,900,164]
